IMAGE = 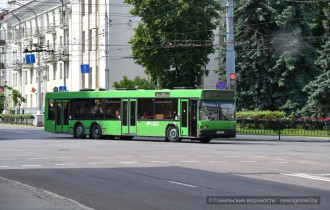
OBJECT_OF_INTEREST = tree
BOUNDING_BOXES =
[302,38,330,117]
[224,0,321,114]
[124,0,221,88]
[5,85,26,113]
[113,76,156,90]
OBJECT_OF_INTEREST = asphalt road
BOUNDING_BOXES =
[0,125,329,210]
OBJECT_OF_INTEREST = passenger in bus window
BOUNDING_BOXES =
[115,107,120,119]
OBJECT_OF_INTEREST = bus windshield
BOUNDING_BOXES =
[200,101,235,121]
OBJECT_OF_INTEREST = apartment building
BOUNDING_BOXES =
[1,0,220,116]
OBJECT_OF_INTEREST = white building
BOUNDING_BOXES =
[1,0,220,116]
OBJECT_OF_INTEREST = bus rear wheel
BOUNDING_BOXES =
[91,124,102,139]
[166,126,181,142]
[74,124,85,139]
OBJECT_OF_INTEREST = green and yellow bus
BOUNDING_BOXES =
[44,89,236,143]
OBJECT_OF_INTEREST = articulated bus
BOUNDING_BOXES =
[44,89,236,143]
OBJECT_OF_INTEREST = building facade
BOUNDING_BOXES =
[1,0,220,115]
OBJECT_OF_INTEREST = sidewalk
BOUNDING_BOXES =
[0,177,93,210]
[232,134,330,142]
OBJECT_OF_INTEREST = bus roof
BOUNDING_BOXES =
[45,89,235,100]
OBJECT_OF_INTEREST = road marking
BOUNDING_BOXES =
[27,157,46,160]
[115,156,131,158]
[282,173,330,182]
[149,161,170,163]
[88,162,107,165]
[119,161,138,164]
[180,160,199,163]
[142,156,158,158]
[55,163,76,166]
[0,166,9,168]
[271,162,288,164]
[169,181,198,188]
[210,160,228,163]
[85,157,104,159]
[240,161,258,163]
[22,165,43,167]
[57,157,75,159]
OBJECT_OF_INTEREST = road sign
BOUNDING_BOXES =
[25,54,36,64]
[216,81,227,90]
[80,64,90,73]
[59,86,67,92]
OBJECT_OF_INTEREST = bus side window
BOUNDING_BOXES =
[138,98,154,119]
[48,99,55,120]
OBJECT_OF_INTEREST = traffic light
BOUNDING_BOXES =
[229,73,236,90]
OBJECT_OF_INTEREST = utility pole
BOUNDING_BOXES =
[226,0,235,89]
[104,0,110,90]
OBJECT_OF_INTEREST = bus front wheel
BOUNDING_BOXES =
[166,126,181,142]
[74,124,85,139]
[91,124,102,139]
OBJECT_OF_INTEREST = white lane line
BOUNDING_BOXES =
[180,160,199,163]
[119,161,138,164]
[57,157,75,159]
[27,157,46,160]
[240,161,258,163]
[149,161,170,163]
[169,181,198,188]
[282,173,330,182]
[22,165,43,167]
[271,162,289,164]
[142,156,158,158]
[88,162,107,165]
[115,156,131,158]
[85,157,105,159]
[0,166,9,168]
[210,160,229,163]
[298,161,313,163]
[55,163,76,166]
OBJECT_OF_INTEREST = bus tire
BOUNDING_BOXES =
[166,126,181,142]
[200,138,211,143]
[74,123,85,139]
[91,124,102,139]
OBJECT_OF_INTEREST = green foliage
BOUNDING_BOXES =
[4,85,26,107]
[0,92,4,113]
[0,114,35,119]
[124,0,221,88]
[219,0,323,115]
[113,76,156,90]
[237,110,286,120]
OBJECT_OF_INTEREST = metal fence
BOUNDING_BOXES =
[0,117,34,125]
[237,119,330,140]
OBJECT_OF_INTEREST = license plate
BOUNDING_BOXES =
[216,131,224,134]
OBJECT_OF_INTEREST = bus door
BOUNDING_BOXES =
[121,99,137,135]
[180,99,189,136]
[189,100,198,137]
[55,100,69,133]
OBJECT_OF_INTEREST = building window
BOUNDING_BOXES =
[88,0,92,14]
[82,31,85,53]
[88,67,92,88]
[60,63,63,79]
[24,71,27,85]
[30,69,33,84]
[82,0,85,16]
[89,29,92,51]
[53,64,56,80]
[13,73,17,87]
[66,62,69,78]
[47,66,49,81]
[30,94,32,107]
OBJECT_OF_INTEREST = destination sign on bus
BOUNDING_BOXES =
[202,90,234,99]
